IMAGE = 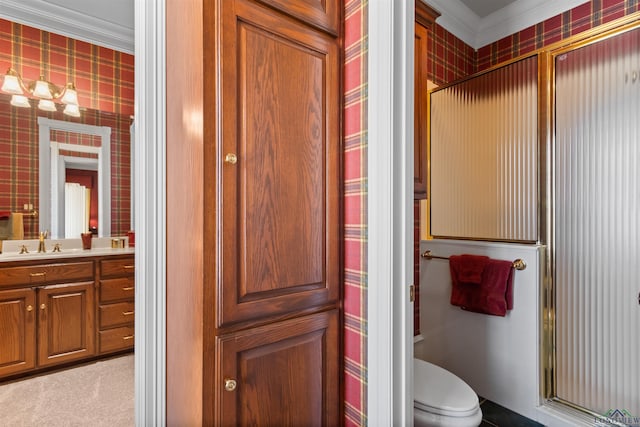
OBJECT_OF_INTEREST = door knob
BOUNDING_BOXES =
[40,303,46,310]
[224,378,237,392]
[26,305,33,312]
[224,153,238,164]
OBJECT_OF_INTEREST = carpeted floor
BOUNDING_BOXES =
[0,354,134,427]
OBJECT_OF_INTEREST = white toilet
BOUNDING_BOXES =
[414,358,483,427]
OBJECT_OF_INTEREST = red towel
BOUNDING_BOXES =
[449,254,490,284]
[0,211,10,220]
[450,257,514,316]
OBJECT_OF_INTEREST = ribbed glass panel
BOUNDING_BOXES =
[430,56,538,241]
[555,28,640,416]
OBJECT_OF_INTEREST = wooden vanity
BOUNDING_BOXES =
[0,252,134,380]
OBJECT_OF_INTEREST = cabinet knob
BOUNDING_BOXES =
[26,305,33,312]
[40,303,46,310]
[224,153,238,164]
[224,378,237,392]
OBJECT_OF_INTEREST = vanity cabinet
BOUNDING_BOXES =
[97,256,135,354]
[37,281,95,367]
[0,288,36,377]
[0,253,134,380]
[0,260,95,376]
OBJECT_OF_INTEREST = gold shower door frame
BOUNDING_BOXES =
[540,13,640,420]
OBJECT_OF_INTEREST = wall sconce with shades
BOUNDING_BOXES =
[1,67,81,117]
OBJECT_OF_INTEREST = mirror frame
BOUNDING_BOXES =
[38,117,111,238]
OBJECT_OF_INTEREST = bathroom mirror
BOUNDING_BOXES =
[38,117,111,238]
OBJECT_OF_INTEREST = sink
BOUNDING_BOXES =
[0,237,133,261]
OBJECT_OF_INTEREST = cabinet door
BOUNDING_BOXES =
[37,282,95,367]
[254,0,339,35]
[216,310,339,426]
[0,288,36,377]
[414,21,429,199]
[216,0,340,326]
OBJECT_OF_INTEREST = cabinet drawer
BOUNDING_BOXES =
[0,261,94,288]
[99,277,135,303]
[99,301,135,329]
[100,257,135,278]
[99,326,134,353]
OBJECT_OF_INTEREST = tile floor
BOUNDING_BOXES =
[479,398,544,427]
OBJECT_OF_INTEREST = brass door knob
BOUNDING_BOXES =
[224,153,238,164]
[40,303,46,310]
[27,305,33,312]
[224,378,237,392]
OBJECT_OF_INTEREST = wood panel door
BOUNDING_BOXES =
[215,0,340,327]
[216,310,339,426]
[37,282,95,367]
[0,288,36,377]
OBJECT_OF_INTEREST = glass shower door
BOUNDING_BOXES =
[554,27,640,417]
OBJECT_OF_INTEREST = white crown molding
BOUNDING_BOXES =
[0,0,133,54]
[423,0,591,50]
[423,0,480,48]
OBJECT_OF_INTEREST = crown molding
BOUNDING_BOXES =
[422,0,590,50]
[0,0,133,54]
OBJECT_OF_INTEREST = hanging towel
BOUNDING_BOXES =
[0,211,10,220]
[449,254,490,284]
[450,256,514,316]
[0,213,25,240]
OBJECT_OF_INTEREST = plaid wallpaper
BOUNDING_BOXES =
[0,18,134,115]
[427,23,476,85]
[477,0,640,70]
[344,0,368,425]
[0,95,132,238]
[0,19,134,239]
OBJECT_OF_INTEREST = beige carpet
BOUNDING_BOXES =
[0,354,134,427]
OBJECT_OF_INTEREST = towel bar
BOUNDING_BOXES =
[420,250,527,271]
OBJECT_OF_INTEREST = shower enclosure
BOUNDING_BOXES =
[552,25,640,418]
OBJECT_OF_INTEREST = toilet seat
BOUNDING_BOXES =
[414,359,480,418]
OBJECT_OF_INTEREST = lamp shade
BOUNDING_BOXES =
[38,99,57,111]
[63,103,81,117]
[33,77,53,99]
[10,95,30,108]
[1,73,22,95]
[61,84,79,105]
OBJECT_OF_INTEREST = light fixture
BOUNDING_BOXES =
[1,67,81,116]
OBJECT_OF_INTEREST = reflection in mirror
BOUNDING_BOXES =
[38,117,111,238]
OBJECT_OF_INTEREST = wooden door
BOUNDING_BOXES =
[216,310,339,426]
[414,21,429,199]
[37,282,95,367]
[0,288,36,377]
[216,0,340,327]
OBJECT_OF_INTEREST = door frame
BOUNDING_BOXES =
[134,0,166,425]
[367,1,414,424]
[135,0,412,424]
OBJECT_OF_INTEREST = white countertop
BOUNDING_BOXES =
[0,237,134,262]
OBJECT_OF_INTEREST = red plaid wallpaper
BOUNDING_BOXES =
[477,0,640,70]
[344,0,368,425]
[0,18,134,239]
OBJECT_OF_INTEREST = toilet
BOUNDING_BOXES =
[414,358,483,427]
